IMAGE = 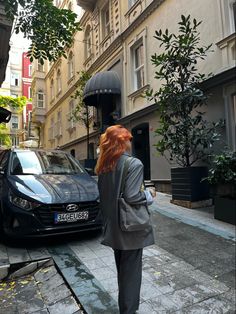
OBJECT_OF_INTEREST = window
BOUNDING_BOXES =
[67,100,75,129]
[11,115,19,129]
[56,110,62,136]
[68,51,74,79]
[29,65,32,77]
[50,79,55,100]
[11,93,18,98]
[28,111,32,123]
[37,90,44,108]
[11,72,20,86]
[222,0,236,35]
[102,3,110,38]
[49,117,55,140]
[37,61,44,72]
[56,69,62,93]
[230,0,236,33]
[133,41,145,90]
[84,26,92,59]
[28,87,32,99]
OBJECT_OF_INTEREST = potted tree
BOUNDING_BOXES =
[205,150,236,225]
[146,15,222,207]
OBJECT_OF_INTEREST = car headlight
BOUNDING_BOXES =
[9,191,40,211]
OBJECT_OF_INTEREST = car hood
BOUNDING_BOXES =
[8,174,99,204]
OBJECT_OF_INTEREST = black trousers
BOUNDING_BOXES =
[114,249,143,314]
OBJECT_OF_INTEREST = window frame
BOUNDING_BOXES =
[67,100,76,129]
[131,39,145,91]
[84,25,92,59]
[11,115,19,129]
[68,51,74,80]
[56,69,62,94]
[28,64,32,77]
[101,2,111,38]
[37,90,45,108]
[11,72,20,87]
[50,78,55,100]
[28,86,32,99]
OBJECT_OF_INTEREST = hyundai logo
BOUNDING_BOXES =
[66,204,79,212]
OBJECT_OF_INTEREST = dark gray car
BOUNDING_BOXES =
[0,148,102,238]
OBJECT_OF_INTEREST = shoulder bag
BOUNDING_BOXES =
[118,157,151,232]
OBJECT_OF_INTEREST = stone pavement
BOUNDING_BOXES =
[0,259,84,314]
[0,192,235,313]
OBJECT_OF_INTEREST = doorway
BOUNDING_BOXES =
[132,123,151,180]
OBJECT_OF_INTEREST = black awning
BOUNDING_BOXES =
[83,71,121,106]
[0,107,11,123]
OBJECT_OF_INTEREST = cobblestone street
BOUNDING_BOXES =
[0,194,235,313]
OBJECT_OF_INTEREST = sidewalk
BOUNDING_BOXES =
[0,193,235,313]
[152,192,235,241]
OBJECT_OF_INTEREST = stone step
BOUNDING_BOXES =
[47,245,118,314]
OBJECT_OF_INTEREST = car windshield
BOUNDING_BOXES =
[10,151,85,175]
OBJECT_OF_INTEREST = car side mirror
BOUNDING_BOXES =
[85,167,94,176]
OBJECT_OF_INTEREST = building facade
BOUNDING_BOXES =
[0,42,28,147]
[32,0,236,185]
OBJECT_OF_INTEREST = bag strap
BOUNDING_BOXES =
[120,157,132,196]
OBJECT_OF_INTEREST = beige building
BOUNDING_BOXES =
[32,0,236,185]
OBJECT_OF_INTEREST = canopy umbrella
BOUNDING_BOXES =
[83,71,121,107]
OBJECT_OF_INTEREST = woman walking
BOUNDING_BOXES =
[96,125,155,314]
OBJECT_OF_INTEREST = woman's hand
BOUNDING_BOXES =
[148,187,156,198]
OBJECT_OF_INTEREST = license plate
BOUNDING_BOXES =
[54,211,89,223]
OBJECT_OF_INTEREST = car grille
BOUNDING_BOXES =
[35,202,100,227]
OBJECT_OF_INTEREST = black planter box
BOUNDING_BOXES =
[214,196,236,225]
[171,167,209,202]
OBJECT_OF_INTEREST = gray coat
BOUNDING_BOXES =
[98,152,155,250]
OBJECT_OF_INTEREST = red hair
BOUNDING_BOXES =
[95,125,132,174]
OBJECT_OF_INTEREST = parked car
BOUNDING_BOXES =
[0,148,102,238]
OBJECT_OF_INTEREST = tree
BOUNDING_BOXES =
[0,96,27,147]
[3,0,81,64]
[0,95,27,111]
[71,71,93,159]
[0,124,11,147]
[146,15,222,168]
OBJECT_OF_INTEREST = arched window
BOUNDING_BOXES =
[68,51,74,79]
[37,90,44,108]
[56,69,62,94]
[84,25,92,59]
[50,79,55,100]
